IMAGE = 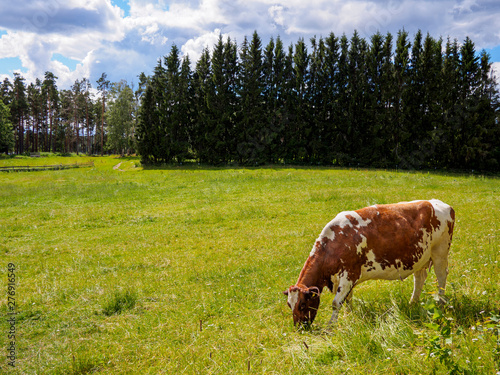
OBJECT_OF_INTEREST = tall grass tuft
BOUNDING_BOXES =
[101,289,138,316]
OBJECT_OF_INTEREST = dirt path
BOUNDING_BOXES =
[113,162,123,171]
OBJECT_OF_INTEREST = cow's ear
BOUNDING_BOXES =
[283,289,289,296]
[305,286,320,299]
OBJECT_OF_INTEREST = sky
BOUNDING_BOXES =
[0,0,499,90]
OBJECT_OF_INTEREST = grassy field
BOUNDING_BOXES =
[1,155,499,374]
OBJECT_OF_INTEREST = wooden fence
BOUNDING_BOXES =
[0,161,94,172]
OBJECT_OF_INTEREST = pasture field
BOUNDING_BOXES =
[1,155,499,374]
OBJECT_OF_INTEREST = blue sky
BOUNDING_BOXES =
[0,0,499,89]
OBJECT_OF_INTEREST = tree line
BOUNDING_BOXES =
[137,30,499,170]
[0,72,140,156]
[1,29,499,171]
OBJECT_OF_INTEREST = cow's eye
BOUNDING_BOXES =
[300,303,306,310]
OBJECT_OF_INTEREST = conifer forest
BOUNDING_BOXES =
[1,30,499,171]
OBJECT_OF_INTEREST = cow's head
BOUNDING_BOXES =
[283,285,321,326]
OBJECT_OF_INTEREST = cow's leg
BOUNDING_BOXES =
[433,256,449,301]
[431,238,452,302]
[328,277,353,325]
[410,267,428,303]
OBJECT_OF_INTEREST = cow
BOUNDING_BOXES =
[283,199,455,327]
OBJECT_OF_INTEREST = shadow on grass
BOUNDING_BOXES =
[305,289,499,334]
[394,290,498,328]
[138,159,500,178]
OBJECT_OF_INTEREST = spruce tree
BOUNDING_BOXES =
[366,32,389,166]
[237,31,265,164]
[347,31,369,165]
[393,30,411,167]
[291,38,309,162]
[192,48,213,163]
[322,32,341,164]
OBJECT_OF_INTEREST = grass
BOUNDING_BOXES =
[0,155,499,374]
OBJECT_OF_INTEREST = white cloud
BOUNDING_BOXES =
[268,5,286,28]
[492,62,500,80]
[181,29,230,63]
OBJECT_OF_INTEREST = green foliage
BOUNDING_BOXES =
[423,296,464,374]
[0,100,14,153]
[421,295,500,375]
[106,80,135,155]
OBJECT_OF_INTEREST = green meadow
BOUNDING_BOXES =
[1,155,499,374]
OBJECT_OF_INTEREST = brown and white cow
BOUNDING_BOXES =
[283,199,455,326]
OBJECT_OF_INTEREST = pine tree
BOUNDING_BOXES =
[136,81,156,163]
[291,38,309,162]
[393,30,411,167]
[271,36,288,163]
[0,78,12,105]
[322,32,341,164]
[439,38,461,167]
[347,31,369,165]
[97,73,110,156]
[42,72,59,153]
[237,31,265,164]
[162,45,191,163]
[0,100,14,153]
[421,34,443,168]
[366,32,390,166]
[210,36,238,163]
[404,30,424,167]
[457,37,481,168]
[11,73,28,154]
[262,37,276,163]
[191,48,213,163]
[308,36,329,163]
[27,79,44,153]
[178,56,194,162]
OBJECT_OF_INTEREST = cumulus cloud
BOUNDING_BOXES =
[492,62,500,79]
[181,29,229,63]
[0,0,123,36]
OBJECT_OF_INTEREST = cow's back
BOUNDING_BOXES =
[320,200,454,283]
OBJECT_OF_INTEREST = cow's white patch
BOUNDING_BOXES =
[320,211,372,242]
[356,234,368,254]
[429,199,454,228]
[351,211,372,227]
[310,242,318,257]
[287,290,299,311]
[320,226,336,241]
[417,226,432,252]
[333,211,372,229]
[360,250,424,282]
